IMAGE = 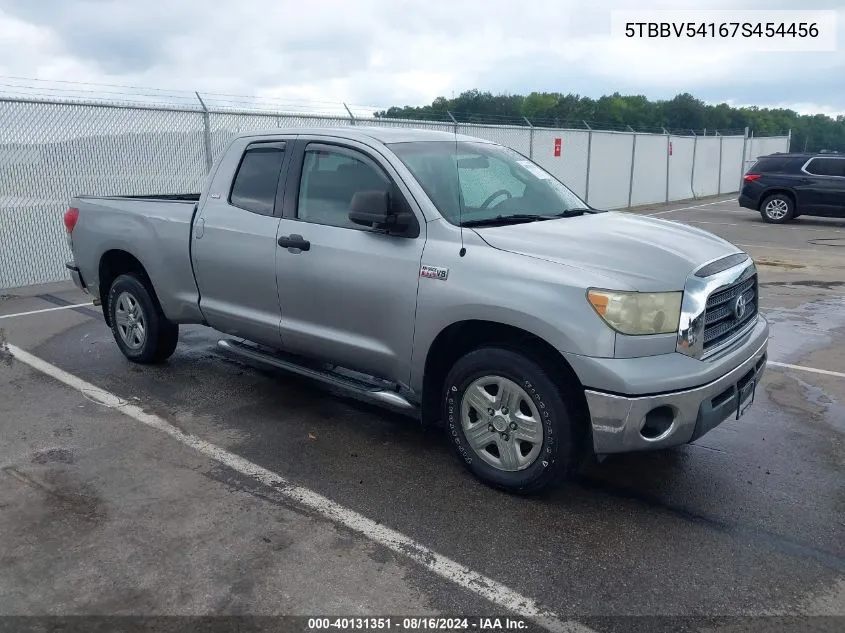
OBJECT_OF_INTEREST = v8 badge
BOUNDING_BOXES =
[420,264,449,281]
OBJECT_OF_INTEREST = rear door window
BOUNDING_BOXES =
[752,156,795,173]
[804,157,845,177]
[229,143,286,215]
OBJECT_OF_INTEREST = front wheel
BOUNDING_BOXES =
[443,347,581,495]
[760,194,795,224]
[107,274,179,364]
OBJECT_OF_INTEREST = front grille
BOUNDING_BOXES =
[702,274,757,352]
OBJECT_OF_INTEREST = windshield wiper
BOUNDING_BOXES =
[460,214,549,227]
[544,208,592,217]
[461,208,595,227]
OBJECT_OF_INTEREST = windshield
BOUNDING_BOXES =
[388,140,589,225]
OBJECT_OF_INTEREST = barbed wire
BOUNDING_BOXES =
[0,76,385,111]
[0,77,791,137]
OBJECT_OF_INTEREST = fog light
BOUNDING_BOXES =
[640,406,675,440]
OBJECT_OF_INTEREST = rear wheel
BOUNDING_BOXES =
[443,347,581,495]
[107,274,178,364]
[760,194,795,224]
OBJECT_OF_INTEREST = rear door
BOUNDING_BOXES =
[192,137,293,346]
[801,157,845,216]
[273,137,426,384]
[750,156,811,208]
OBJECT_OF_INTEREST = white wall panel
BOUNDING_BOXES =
[586,132,634,209]
[720,136,745,193]
[667,137,696,201]
[630,134,669,206]
[531,129,590,199]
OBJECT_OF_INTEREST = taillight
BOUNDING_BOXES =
[64,207,79,233]
[743,174,762,182]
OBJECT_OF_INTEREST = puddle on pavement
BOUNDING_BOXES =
[756,258,807,271]
[764,296,845,361]
[764,296,845,438]
[761,280,845,290]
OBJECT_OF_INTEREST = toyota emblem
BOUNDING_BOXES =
[733,294,747,320]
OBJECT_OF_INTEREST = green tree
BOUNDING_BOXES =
[374,90,844,152]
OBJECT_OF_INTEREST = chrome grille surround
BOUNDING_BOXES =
[677,254,759,360]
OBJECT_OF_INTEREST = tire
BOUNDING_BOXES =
[760,193,795,224]
[107,273,179,364]
[443,347,581,495]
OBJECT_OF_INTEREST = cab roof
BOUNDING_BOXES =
[234,126,493,145]
[759,152,840,159]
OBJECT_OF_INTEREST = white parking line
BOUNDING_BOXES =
[734,243,814,252]
[768,362,845,379]
[3,343,592,633]
[681,220,845,234]
[646,199,734,216]
[0,302,94,320]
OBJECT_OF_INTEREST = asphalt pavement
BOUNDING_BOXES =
[1,196,843,633]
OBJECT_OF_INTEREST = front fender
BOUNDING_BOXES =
[408,236,616,393]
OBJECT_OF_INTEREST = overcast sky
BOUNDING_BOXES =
[0,0,842,118]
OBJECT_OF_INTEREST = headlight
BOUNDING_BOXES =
[587,289,682,335]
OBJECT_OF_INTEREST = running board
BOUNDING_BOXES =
[217,339,418,414]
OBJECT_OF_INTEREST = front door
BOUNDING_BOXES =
[274,139,426,384]
[192,139,290,346]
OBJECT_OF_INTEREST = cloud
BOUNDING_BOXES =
[0,0,841,115]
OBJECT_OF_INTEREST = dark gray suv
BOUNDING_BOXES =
[738,152,845,223]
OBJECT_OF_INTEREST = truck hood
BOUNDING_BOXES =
[471,211,743,291]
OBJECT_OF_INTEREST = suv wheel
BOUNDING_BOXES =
[760,194,795,224]
[107,273,179,364]
[443,347,581,495]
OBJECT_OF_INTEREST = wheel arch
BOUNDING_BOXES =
[98,250,160,326]
[759,188,796,211]
[420,320,590,444]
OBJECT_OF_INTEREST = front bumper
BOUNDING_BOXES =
[584,321,769,454]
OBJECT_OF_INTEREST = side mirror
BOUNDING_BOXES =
[349,190,390,228]
[349,189,419,237]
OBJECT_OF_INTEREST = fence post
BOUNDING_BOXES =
[447,111,458,135]
[584,125,593,204]
[343,103,356,125]
[717,133,724,195]
[690,130,698,199]
[664,130,671,204]
[627,131,637,208]
[195,92,212,174]
[523,116,534,159]
[787,128,792,152]
[739,126,749,191]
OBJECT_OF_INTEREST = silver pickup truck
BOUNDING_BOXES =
[65,127,769,494]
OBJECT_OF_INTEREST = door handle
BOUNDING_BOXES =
[277,234,310,251]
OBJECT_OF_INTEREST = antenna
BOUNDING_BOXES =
[448,110,466,257]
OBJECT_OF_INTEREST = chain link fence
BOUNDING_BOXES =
[0,96,789,290]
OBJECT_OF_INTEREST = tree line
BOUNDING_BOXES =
[374,91,844,153]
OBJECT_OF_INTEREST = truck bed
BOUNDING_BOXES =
[69,194,204,325]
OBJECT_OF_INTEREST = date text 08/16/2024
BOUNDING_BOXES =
[306,617,530,631]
